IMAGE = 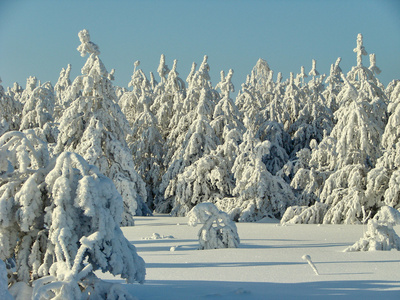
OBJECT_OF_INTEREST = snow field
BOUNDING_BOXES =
[97,215,400,299]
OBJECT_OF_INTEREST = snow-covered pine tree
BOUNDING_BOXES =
[55,29,149,225]
[6,82,24,104]
[344,206,400,251]
[161,55,218,178]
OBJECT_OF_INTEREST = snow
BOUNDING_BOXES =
[97,215,400,299]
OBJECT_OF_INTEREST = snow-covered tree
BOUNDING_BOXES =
[289,60,333,155]
[218,129,295,222]
[0,78,23,133]
[156,89,220,214]
[211,69,245,143]
[323,57,343,113]
[55,29,149,224]
[282,34,388,225]
[33,152,145,299]
[0,130,49,286]
[188,203,240,250]
[54,64,72,121]
[344,206,400,251]
[151,58,186,139]
[0,129,145,298]
[19,81,58,143]
[127,90,163,210]
[19,76,40,105]
[119,60,153,126]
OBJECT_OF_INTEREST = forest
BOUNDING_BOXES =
[0,29,399,299]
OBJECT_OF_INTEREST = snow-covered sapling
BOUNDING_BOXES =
[344,206,400,252]
[188,203,240,250]
[302,255,320,275]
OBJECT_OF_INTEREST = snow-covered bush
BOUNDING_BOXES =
[344,206,400,251]
[188,203,240,250]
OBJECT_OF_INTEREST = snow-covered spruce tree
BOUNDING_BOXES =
[55,29,149,225]
[119,60,152,128]
[365,79,400,211]
[19,76,39,105]
[0,131,145,297]
[0,130,49,289]
[188,203,240,250]
[19,81,58,144]
[282,34,388,225]
[322,57,343,114]
[288,59,333,155]
[151,58,186,140]
[32,152,145,299]
[6,82,24,104]
[218,129,295,222]
[172,140,237,216]
[164,57,216,168]
[211,69,245,143]
[127,89,163,210]
[279,72,306,133]
[156,88,220,214]
[0,78,23,133]
[236,59,277,132]
[53,64,72,122]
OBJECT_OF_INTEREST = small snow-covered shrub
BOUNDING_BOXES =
[344,206,400,251]
[188,203,240,250]
[280,202,328,225]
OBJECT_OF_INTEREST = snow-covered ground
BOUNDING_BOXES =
[97,215,400,299]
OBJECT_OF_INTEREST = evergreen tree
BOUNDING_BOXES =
[0,131,145,298]
[0,78,23,133]
[55,29,149,225]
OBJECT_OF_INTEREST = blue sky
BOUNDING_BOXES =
[0,0,399,94]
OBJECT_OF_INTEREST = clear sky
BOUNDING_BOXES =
[0,0,399,94]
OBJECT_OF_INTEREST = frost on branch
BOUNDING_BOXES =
[188,203,240,250]
[77,29,100,57]
[353,33,367,68]
[344,206,400,252]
